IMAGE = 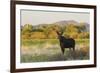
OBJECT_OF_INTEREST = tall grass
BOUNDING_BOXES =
[21,39,89,63]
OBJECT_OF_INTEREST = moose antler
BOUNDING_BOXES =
[59,26,66,35]
[52,26,65,35]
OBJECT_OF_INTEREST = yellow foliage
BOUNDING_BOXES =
[48,31,58,39]
[30,32,46,39]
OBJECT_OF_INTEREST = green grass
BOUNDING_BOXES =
[21,39,59,46]
[76,39,89,44]
[21,39,89,63]
[21,39,89,46]
[21,49,89,63]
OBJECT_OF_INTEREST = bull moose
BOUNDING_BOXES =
[54,29,75,54]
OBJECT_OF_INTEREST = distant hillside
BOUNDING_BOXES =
[79,22,89,32]
[54,20,79,25]
[22,20,89,32]
[54,20,89,31]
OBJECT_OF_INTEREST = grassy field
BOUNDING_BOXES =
[21,39,89,63]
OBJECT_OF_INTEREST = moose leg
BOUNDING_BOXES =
[73,47,75,51]
[61,47,64,54]
[60,43,64,54]
[72,47,76,59]
[61,47,65,60]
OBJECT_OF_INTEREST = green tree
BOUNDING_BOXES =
[21,24,33,39]
[22,24,33,34]
[77,23,87,32]
[64,24,79,39]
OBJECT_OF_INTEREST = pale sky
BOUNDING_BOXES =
[21,10,90,26]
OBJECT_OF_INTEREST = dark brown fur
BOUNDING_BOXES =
[56,31,75,54]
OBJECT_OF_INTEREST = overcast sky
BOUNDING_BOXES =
[21,10,90,26]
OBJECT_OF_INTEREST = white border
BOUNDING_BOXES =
[16,5,94,69]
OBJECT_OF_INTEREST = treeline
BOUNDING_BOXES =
[21,23,89,39]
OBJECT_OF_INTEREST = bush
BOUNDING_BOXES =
[21,32,31,39]
[30,32,46,39]
[78,32,89,39]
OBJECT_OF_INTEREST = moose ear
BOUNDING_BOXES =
[60,31,63,35]
[60,28,64,35]
[56,31,60,35]
[52,28,59,34]
[60,27,66,35]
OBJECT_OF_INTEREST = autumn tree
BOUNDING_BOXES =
[21,24,33,39]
